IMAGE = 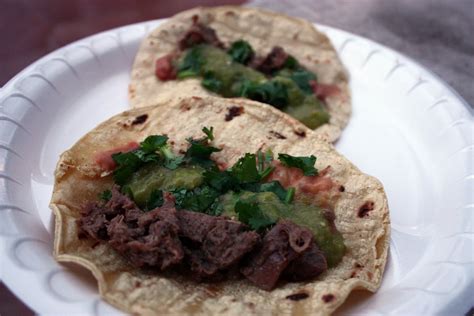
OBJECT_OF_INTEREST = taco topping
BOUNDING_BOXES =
[155,20,333,129]
[79,127,346,290]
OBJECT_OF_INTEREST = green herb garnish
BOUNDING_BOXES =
[177,46,203,78]
[228,40,254,64]
[185,127,221,168]
[235,198,276,231]
[278,153,317,176]
[202,72,223,92]
[289,69,317,94]
[230,153,260,183]
[173,186,220,213]
[112,135,182,185]
[202,126,215,141]
[239,79,289,109]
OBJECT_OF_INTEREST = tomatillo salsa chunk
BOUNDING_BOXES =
[220,191,345,267]
[81,127,346,290]
[174,44,329,129]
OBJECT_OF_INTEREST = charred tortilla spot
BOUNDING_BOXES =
[294,130,306,138]
[350,271,357,278]
[286,292,309,301]
[358,201,375,218]
[78,231,87,239]
[180,103,191,111]
[339,185,345,192]
[367,271,373,280]
[131,114,148,125]
[322,294,335,303]
[225,106,244,121]
[355,263,363,268]
[204,285,220,297]
[269,130,286,139]
[321,209,338,233]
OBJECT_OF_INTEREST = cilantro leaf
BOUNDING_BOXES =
[99,189,112,202]
[112,151,144,185]
[184,128,221,168]
[173,186,220,213]
[140,135,168,153]
[202,72,223,93]
[228,40,254,64]
[231,153,260,183]
[284,187,296,203]
[278,153,318,176]
[186,138,221,160]
[283,55,298,69]
[112,135,183,185]
[265,149,274,164]
[258,181,288,202]
[139,135,182,169]
[235,198,275,231]
[290,69,317,94]
[145,189,164,211]
[177,46,203,79]
[203,169,236,192]
[256,150,275,180]
[202,126,214,141]
[239,79,289,109]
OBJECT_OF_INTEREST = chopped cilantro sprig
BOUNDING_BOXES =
[228,40,254,64]
[235,198,276,231]
[278,153,318,176]
[111,135,183,185]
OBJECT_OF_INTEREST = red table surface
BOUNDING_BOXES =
[0,1,244,314]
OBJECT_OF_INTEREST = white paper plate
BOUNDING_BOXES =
[0,20,472,315]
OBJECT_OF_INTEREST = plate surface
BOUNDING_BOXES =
[0,20,472,315]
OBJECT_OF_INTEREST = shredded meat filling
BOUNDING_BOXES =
[79,187,328,290]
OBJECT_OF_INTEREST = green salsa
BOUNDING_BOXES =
[176,44,330,129]
[220,191,345,267]
[126,163,204,207]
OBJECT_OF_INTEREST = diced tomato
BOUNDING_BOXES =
[155,54,176,81]
[310,81,340,101]
[299,175,334,194]
[95,141,139,171]
[268,163,334,194]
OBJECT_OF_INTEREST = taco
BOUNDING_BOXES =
[129,6,351,142]
[51,96,388,315]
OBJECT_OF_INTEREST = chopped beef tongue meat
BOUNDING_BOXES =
[241,220,326,290]
[155,54,177,81]
[80,187,184,269]
[79,188,328,289]
[177,211,260,279]
[251,46,289,74]
[283,243,327,282]
[179,18,224,50]
[79,187,259,276]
